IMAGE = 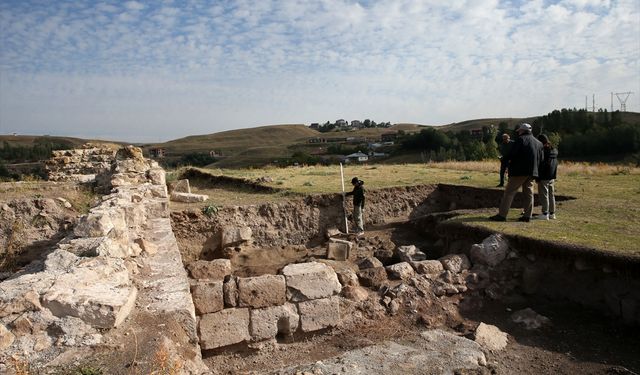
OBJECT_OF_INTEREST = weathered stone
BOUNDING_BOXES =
[134,237,158,255]
[199,308,250,349]
[282,262,341,302]
[10,315,34,336]
[357,267,388,289]
[385,262,415,280]
[0,276,50,318]
[238,275,286,308]
[250,303,300,341]
[411,260,444,275]
[341,285,369,302]
[439,254,471,274]
[191,280,224,315]
[298,296,340,332]
[511,308,551,329]
[0,323,15,350]
[170,179,191,193]
[147,168,166,185]
[73,208,126,238]
[357,257,383,270]
[395,245,426,262]
[170,192,208,203]
[41,257,137,329]
[220,225,252,247]
[336,268,359,287]
[470,234,509,267]
[474,322,508,351]
[223,276,239,307]
[326,227,342,238]
[327,239,352,261]
[187,259,232,280]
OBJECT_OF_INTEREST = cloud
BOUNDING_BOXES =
[0,0,638,141]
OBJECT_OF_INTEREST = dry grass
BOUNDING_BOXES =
[186,161,640,256]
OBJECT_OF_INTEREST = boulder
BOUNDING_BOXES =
[357,267,388,289]
[341,285,369,302]
[187,259,232,280]
[474,322,508,351]
[439,254,471,274]
[191,280,224,315]
[411,260,444,276]
[147,168,166,186]
[357,257,383,270]
[298,296,340,332]
[395,245,426,262]
[336,268,359,287]
[170,179,191,193]
[73,208,126,238]
[219,225,253,247]
[199,308,250,350]
[470,234,509,267]
[385,262,415,280]
[511,308,551,330]
[250,303,300,341]
[282,262,341,302]
[237,275,286,308]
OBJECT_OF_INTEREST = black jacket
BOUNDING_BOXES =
[537,146,558,180]
[346,182,365,208]
[506,132,544,177]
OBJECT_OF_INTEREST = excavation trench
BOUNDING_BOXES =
[170,182,640,373]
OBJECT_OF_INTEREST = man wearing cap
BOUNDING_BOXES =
[490,123,544,222]
[345,177,365,234]
[497,133,513,187]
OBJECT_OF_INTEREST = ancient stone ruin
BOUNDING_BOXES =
[1,148,639,374]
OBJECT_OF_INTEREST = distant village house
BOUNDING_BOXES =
[149,147,165,158]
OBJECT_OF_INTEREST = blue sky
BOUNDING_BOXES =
[1,0,638,142]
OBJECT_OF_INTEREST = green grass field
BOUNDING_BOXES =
[186,161,640,258]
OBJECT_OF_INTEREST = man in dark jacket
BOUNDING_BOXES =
[534,134,558,220]
[497,133,513,187]
[490,123,544,222]
[345,177,365,234]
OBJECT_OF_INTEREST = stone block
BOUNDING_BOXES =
[386,262,415,280]
[170,179,191,193]
[250,303,300,341]
[298,296,340,332]
[191,280,224,315]
[224,276,239,307]
[0,323,15,350]
[357,256,383,270]
[147,168,166,185]
[396,245,426,262]
[187,259,232,280]
[74,208,126,238]
[412,260,444,275]
[470,234,509,267]
[474,322,508,351]
[327,239,352,261]
[336,268,359,287]
[170,192,208,203]
[282,262,341,302]
[199,308,250,350]
[220,225,253,247]
[238,275,286,308]
[357,267,388,289]
[439,254,471,274]
[341,285,369,302]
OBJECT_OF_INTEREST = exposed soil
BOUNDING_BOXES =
[200,220,640,374]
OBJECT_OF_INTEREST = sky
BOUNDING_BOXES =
[0,0,639,143]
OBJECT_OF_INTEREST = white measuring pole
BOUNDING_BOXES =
[340,163,349,234]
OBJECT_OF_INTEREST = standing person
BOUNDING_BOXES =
[489,123,544,222]
[345,177,365,234]
[497,133,514,187]
[534,134,558,220]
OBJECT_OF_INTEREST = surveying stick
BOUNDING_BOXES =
[340,163,349,234]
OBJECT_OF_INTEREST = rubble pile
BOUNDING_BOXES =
[44,143,117,184]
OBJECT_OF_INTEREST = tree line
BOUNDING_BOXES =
[400,108,639,162]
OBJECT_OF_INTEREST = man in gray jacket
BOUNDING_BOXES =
[489,123,544,222]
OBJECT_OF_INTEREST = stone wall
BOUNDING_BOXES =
[189,260,342,350]
[45,143,117,183]
[0,146,207,374]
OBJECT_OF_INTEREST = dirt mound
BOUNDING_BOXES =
[0,197,78,273]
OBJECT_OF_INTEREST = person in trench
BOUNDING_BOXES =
[345,177,365,234]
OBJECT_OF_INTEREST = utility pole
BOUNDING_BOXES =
[592,94,595,112]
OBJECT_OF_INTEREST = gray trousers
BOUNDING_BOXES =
[537,179,556,214]
[353,205,364,232]
[498,175,535,218]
